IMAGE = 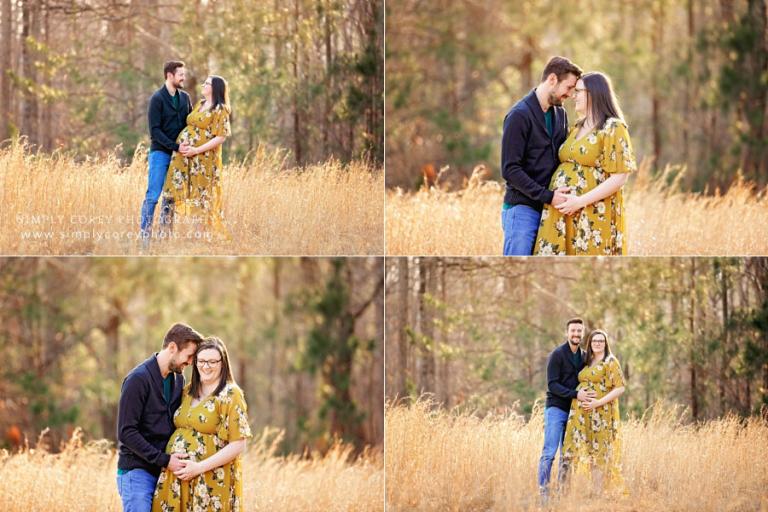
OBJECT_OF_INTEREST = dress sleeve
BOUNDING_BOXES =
[599,119,636,174]
[606,357,625,389]
[212,107,231,138]
[216,385,252,443]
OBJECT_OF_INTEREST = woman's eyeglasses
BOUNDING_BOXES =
[197,359,222,368]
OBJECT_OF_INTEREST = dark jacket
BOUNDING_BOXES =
[545,341,585,413]
[116,354,185,477]
[501,89,569,211]
[148,85,192,155]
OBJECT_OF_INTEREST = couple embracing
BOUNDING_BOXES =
[116,323,251,512]
[538,318,626,501]
[139,61,232,247]
[501,56,638,256]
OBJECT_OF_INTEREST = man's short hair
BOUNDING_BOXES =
[541,56,583,83]
[164,60,185,79]
[162,322,203,350]
[566,317,584,329]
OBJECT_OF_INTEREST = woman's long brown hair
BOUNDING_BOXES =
[577,71,625,131]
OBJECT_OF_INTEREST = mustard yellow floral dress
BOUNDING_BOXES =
[152,383,252,512]
[561,355,625,486]
[162,100,232,238]
[534,118,636,255]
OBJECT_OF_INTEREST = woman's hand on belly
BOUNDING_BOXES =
[554,193,587,216]
[173,459,204,481]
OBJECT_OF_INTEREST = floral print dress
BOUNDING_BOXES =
[534,118,636,255]
[561,355,625,486]
[152,383,252,512]
[162,100,232,238]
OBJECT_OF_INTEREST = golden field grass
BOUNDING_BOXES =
[0,428,383,512]
[0,142,383,255]
[386,400,768,512]
[386,163,768,256]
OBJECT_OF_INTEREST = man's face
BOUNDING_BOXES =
[168,67,186,89]
[548,73,578,106]
[566,322,584,345]
[168,342,197,373]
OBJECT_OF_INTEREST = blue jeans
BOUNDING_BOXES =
[501,205,541,256]
[537,406,570,493]
[116,468,157,512]
[139,150,173,239]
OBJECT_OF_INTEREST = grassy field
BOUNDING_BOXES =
[0,142,384,255]
[385,400,768,512]
[0,428,383,512]
[386,163,768,256]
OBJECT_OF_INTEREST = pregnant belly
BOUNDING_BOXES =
[167,428,218,462]
[176,127,191,144]
[550,162,606,194]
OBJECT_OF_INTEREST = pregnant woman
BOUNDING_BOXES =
[535,72,637,255]
[161,75,232,240]
[152,337,251,512]
[561,329,625,490]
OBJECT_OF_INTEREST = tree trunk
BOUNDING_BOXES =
[396,257,409,397]
[417,258,436,395]
[650,0,665,166]
[21,0,39,146]
[292,0,303,166]
[689,258,699,421]
[0,0,12,140]
[718,261,729,415]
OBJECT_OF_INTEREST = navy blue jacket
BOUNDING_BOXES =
[148,85,192,155]
[501,89,569,211]
[116,354,185,476]
[545,341,585,413]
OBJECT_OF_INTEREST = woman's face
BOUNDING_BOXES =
[202,77,213,97]
[590,334,606,358]
[574,79,588,117]
[196,348,222,385]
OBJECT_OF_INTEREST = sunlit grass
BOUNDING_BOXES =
[0,141,383,255]
[385,398,768,511]
[0,428,383,512]
[386,161,768,256]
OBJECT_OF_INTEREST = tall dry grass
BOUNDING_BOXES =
[386,400,768,512]
[386,162,768,256]
[0,142,383,255]
[0,428,383,512]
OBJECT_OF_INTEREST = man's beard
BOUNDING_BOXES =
[549,91,563,106]
[568,337,582,346]
[174,79,185,89]
[168,361,185,374]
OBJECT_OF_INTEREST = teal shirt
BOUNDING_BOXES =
[544,108,553,138]
[171,91,179,110]
[163,374,172,404]
[572,348,582,368]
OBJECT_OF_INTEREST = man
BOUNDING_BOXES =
[116,322,204,512]
[139,61,193,245]
[537,317,596,499]
[501,56,583,255]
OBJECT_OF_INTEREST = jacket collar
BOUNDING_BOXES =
[524,88,561,139]
[145,353,180,389]
[158,85,184,110]
[559,341,583,367]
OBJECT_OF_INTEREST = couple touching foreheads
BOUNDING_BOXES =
[501,56,638,256]
[116,323,251,512]
[538,318,626,502]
